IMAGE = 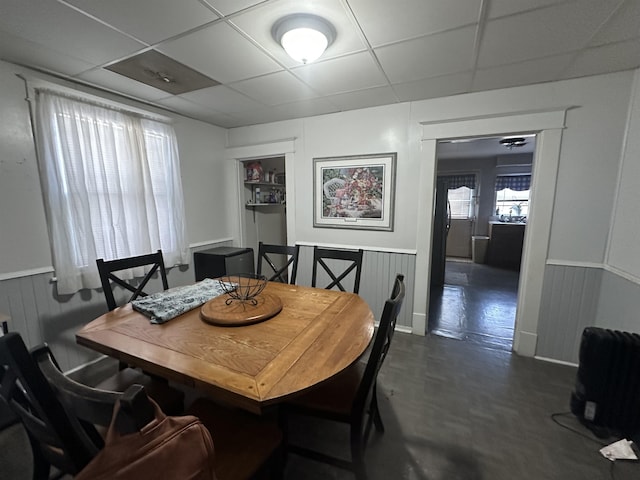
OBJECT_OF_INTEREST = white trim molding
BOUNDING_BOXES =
[225,138,296,160]
[546,259,604,269]
[604,264,640,286]
[0,266,55,281]
[295,241,417,255]
[189,238,234,249]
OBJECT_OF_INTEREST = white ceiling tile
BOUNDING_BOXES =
[561,38,640,79]
[179,85,267,113]
[472,54,574,91]
[589,0,640,47]
[230,71,319,106]
[1,0,637,127]
[230,0,366,69]
[0,31,94,76]
[158,22,282,83]
[272,97,340,119]
[393,72,473,102]
[478,0,622,68]
[76,68,171,101]
[325,86,399,110]
[348,0,482,46]
[156,95,238,126]
[201,0,268,17]
[0,0,145,66]
[292,52,387,95]
[376,26,477,84]
[156,95,218,114]
[487,0,568,19]
[65,0,220,45]
[226,107,295,127]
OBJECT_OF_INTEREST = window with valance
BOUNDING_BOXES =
[438,174,476,219]
[438,174,477,190]
[495,175,530,191]
[495,175,531,217]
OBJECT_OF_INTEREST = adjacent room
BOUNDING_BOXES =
[1,1,640,479]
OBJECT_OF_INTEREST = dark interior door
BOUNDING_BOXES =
[430,178,449,288]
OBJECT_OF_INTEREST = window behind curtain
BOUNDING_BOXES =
[438,174,477,220]
[494,175,531,218]
[448,186,475,219]
[35,91,188,294]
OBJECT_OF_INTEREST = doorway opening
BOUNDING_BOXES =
[428,134,536,351]
[239,156,288,267]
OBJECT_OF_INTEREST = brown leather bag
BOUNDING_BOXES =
[76,397,217,480]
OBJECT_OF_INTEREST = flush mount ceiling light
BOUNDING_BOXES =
[272,14,336,64]
[499,137,528,149]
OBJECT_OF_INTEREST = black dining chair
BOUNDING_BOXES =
[257,242,300,284]
[95,250,182,392]
[96,249,169,311]
[311,246,364,294]
[0,332,283,480]
[283,274,405,480]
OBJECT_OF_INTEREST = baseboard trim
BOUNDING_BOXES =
[534,355,578,368]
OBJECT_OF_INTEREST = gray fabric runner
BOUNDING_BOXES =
[132,278,232,324]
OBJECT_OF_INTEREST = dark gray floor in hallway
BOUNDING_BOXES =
[428,259,519,351]
[284,333,638,480]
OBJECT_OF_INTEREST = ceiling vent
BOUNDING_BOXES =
[105,50,220,95]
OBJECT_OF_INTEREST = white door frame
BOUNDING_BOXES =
[414,110,566,356]
[225,139,297,249]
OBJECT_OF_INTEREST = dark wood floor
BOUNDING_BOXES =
[285,333,638,479]
[428,259,519,351]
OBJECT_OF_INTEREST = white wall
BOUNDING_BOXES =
[0,60,232,279]
[0,62,51,274]
[1,55,638,362]
[231,72,632,264]
[229,70,635,356]
[608,69,640,279]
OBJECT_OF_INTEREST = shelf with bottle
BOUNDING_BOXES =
[245,184,285,207]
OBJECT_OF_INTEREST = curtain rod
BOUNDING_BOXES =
[15,70,173,124]
[34,86,171,124]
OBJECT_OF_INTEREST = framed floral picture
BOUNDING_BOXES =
[313,153,397,231]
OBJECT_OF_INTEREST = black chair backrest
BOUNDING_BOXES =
[311,247,364,293]
[257,242,300,284]
[96,249,169,311]
[353,274,405,421]
[0,332,153,478]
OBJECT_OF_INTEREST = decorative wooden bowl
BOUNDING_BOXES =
[200,292,282,326]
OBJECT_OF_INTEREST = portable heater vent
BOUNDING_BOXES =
[570,327,640,438]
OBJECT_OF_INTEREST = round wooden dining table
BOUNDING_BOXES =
[77,281,375,414]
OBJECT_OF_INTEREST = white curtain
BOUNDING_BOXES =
[35,91,188,294]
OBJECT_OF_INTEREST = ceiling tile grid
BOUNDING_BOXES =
[0,0,639,128]
[64,0,221,45]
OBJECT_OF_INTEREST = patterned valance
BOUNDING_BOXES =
[438,174,476,190]
[495,175,531,191]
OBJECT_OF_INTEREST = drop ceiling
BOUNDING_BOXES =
[1,0,639,129]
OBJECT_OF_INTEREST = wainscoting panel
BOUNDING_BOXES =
[296,246,416,329]
[0,240,414,373]
[536,264,602,363]
[0,240,233,373]
[595,268,640,334]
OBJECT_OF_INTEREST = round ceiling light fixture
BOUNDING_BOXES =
[272,14,336,64]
